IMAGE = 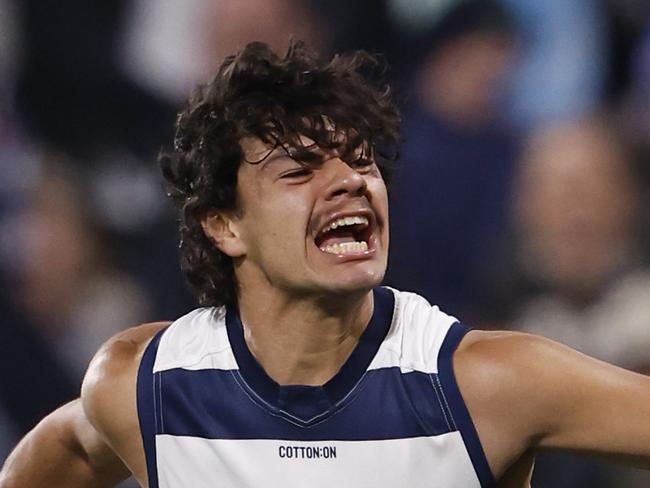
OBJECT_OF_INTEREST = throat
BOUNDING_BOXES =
[237,293,374,386]
[245,321,364,386]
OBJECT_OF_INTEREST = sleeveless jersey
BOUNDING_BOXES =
[137,287,495,487]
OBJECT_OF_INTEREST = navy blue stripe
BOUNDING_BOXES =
[324,286,395,399]
[225,287,395,422]
[136,328,167,488]
[437,322,496,488]
[157,366,453,441]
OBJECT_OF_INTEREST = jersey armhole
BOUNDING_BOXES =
[136,327,168,488]
[437,322,496,488]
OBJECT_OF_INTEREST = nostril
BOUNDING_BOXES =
[329,179,366,199]
[326,160,368,199]
[355,177,368,195]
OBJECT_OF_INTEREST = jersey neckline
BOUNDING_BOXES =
[225,287,395,423]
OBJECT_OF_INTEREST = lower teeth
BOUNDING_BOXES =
[321,241,368,254]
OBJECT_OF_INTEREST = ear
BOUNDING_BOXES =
[201,210,246,258]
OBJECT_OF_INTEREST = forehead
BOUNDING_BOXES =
[240,127,368,164]
[240,114,368,159]
[239,136,309,164]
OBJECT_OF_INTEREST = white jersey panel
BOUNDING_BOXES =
[152,307,237,373]
[152,288,458,376]
[155,433,480,488]
[369,288,458,374]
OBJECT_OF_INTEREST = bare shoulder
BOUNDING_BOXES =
[452,329,581,425]
[82,321,170,406]
[453,328,629,405]
[451,329,585,479]
[80,321,170,484]
[455,329,568,374]
[452,328,650,479]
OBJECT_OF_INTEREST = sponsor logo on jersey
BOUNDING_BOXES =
[278,445,337,459]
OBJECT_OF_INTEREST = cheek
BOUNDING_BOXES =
[245,197,309,249]
[368,178,389,212]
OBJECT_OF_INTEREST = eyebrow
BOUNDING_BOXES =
[254,142,355,171]
[258,148,295,171]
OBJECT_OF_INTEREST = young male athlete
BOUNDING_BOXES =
[3,41,650,488]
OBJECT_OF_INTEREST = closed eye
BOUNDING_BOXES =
[279,167,313,179]
[350,157,375,172]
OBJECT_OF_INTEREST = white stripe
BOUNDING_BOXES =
[368,288,458,374]
[153,307,238,373]
[152,289,458,375]
[155,432,481,488]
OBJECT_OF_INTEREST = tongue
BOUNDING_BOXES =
[318,229,357,248]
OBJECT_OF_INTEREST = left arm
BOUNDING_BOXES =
[528,335,650,465]
[454,330,650,481]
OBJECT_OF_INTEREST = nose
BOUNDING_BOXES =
[324,158,367,200]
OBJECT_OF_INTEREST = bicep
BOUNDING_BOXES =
[535,341,650,465]
[455,331,650,476]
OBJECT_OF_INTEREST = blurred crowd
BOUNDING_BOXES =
[1,0,650,486]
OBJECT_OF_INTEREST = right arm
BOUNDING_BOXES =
[0,321,168,488]
[0,399,130,488]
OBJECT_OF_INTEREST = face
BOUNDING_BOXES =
[206,136,390,300]
[515,121,637,294]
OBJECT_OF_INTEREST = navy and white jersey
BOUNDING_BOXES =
[137,287,495,487]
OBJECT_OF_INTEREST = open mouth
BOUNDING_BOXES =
[315,214,373,255]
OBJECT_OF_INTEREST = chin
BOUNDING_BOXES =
[323,268,386,294]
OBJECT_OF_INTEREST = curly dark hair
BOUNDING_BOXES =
[159,41,401,307]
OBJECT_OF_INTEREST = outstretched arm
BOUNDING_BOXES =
[0,399,130,488]
[530,334,650,464]
[455,330,650,481]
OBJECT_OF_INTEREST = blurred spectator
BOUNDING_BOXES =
[15,0,176,160]
[509,117,650,370]
[119,0,218,104]
[0,150,151,486]
[7,155,152,379]
[500,0,609,130]
[10,0,199,321]
[121,0,330,106]
[0,0,80,460]
[481,116,650,487]
[203,0,329,66]
[386,0,520,316]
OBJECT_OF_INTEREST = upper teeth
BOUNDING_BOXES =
[321,215,368,234]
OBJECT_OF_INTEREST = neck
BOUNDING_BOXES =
[237,287,375,386]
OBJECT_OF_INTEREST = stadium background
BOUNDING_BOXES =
[1,0,650,486]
